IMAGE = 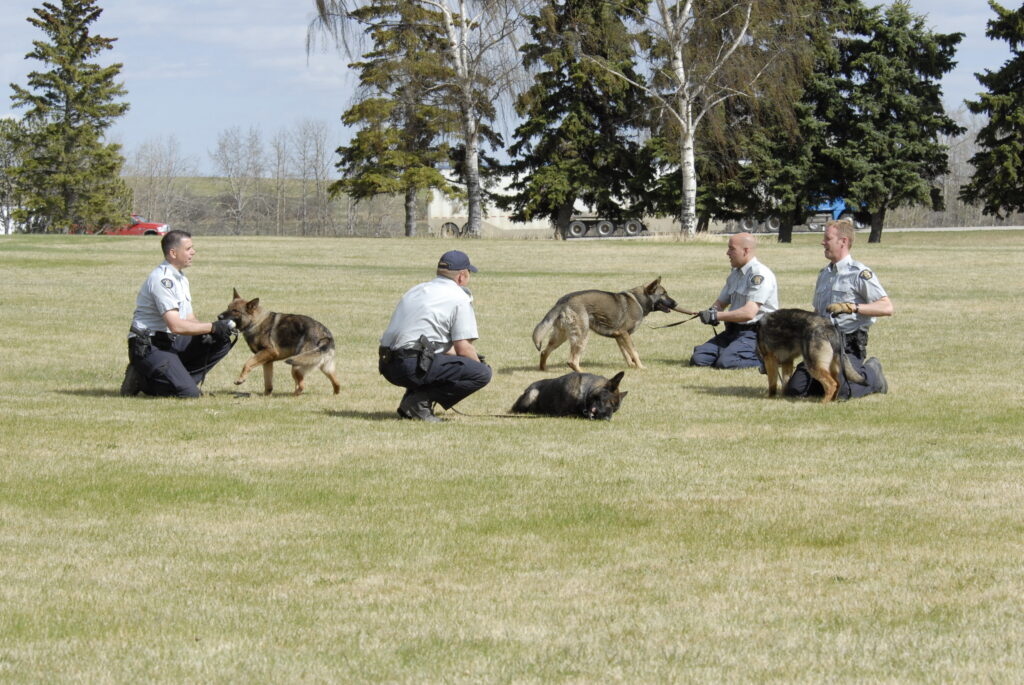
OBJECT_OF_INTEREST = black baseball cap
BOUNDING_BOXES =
[438,250,477,272]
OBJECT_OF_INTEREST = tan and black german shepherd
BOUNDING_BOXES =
[217,289,341,396]
[532,278,680,372]
[757,308,865,403]
[511,371,627,419]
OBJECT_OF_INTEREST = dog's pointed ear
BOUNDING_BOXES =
[646,277,662,292]
[617,391,628,401]
[606,371,625,391]
[232,288,241,299]
[246,298,260,313]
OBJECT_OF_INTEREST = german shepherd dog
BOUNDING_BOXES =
[217,289,341,396]
[532,278,679,372]
[511,371,627,419]
[757,309,865,403]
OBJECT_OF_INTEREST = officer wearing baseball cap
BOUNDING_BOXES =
[378,250,491,421]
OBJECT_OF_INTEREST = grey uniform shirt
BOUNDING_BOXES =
[716,257,779,324]
[813,255,888,334]
[380,276,479,352]
[131,261,193,334]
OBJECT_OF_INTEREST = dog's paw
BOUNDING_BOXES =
[234,379,245,385]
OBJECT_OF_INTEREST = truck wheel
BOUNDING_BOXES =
[441,222,459,237]
[567,221,587,238]
[623,219,643,236]
[765,215,781,232]
[740,217,757,232]
[840,212,865,230]
[595,220,615,237]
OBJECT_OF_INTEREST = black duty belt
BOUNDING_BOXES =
[152,331,178,350]
[378,346,419,363]
[725,322,759,332]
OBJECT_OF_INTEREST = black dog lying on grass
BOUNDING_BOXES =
[511,371,627,420]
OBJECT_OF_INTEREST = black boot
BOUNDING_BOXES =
[398,391,441,422]
[119,364,143,396]
[864,357,888,394]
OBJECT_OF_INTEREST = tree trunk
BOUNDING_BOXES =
[404,186,417,237]
[461,103,482,237]
[555,202,574,239]
[777,213,795,244]
[672,59,697,236]
[868,207,886,243]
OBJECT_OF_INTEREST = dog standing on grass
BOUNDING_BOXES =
[217,289,341,396]
[756,309,864,403]
[532,278,680,372]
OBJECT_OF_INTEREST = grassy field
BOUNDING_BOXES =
[1,231,1022,682]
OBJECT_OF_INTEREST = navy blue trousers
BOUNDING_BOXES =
[784,353,881,400]
[130,335,234,398]
[691,328,762,369]
[379,353,491,409]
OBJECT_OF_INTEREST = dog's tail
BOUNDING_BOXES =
[840,353,865,385]
[532,304,563,350]
[285,336,335,367]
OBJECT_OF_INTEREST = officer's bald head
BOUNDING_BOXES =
[727,232,756,268]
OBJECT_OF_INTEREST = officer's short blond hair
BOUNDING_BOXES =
[827,218,856,247]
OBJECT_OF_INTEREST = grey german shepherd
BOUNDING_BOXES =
[532,278,679,372]
[757,309,865,403]
[217,289,341,396]
[511,371,627,419]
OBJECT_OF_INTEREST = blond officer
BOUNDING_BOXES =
[786,219,893,399]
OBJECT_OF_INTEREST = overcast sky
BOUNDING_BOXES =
[0,1,1014,175]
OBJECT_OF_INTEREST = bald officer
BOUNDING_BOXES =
[690,232,778,369]
[120,230,235,397]
[785,219,893,399]
[378,250,492,422]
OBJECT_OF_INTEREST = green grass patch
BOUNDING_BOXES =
[1,231,1022,682]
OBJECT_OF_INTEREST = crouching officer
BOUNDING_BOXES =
[120,230,236,398]
[378,250,492,422]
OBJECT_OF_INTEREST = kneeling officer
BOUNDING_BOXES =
[120,230,236,398]
[378,250,492,422]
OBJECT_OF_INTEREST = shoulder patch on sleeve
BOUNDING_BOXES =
[859,269,873,281]
[751,274,764,286]
[161,278,174,289]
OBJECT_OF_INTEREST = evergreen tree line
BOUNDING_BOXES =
[2,0,1022,239]
[315,0,1024,242]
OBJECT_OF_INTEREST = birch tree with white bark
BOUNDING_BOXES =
[589,0,814,234]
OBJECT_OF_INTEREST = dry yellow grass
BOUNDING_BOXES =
[0,230,1022,682]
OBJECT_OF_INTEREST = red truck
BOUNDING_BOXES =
[102,214,169,236]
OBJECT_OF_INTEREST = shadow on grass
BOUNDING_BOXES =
[61,388,260,399]
[682,384,765,399]
[325,409,401,421]
[496,363,638,375]
[63,388,123,398]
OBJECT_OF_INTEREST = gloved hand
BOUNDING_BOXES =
[699,308,719,326]
[211,318,236,341]
[826,302,857,314]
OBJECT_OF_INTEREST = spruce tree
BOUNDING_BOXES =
[827,0,963,242]
[959,1,1024,218]
[9,0,130,232]
[334,0,459,237]
[500,0,652,236]
[704,1,849,243]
